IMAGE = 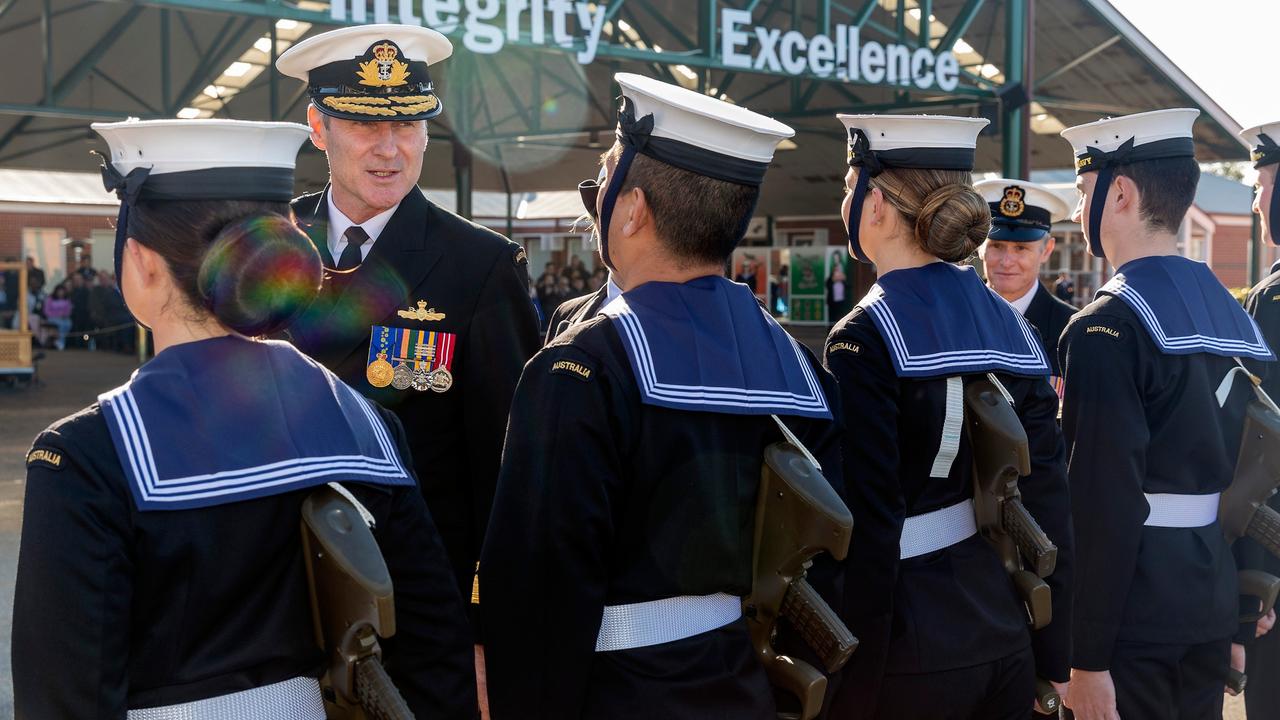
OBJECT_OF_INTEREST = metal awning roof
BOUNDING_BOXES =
[0,0,1248,217]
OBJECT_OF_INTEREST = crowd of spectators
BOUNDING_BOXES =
[0,256,135,353]
[533,256,608,325]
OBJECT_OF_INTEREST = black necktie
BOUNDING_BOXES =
[336,226,369,271]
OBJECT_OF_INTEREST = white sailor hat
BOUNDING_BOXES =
[92,119,310,201]
[276,24,452,122]
[1241,121,1280,169]
[974,178,1070,242]
[90,118,311,290]
[838,114,988,176]
[1060,108,1198,174]
[613,72,794,186]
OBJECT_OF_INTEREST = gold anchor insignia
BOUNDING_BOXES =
[357,41,411,87]
[397,300,446,322]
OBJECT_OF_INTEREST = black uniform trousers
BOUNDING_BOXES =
[876,647,1035,720]
[1109,639,1230,720]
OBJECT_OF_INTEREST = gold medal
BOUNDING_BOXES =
[391,362,413,390]
[411,367,433,392]
[429,366,453,393]
[366,352,394,388]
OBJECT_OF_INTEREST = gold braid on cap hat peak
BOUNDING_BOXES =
[321,95,438,116]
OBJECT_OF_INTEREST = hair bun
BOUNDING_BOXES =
[197,213,322,337]
[914,183,991,263]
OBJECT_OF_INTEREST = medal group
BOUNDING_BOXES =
[367,323,455,393]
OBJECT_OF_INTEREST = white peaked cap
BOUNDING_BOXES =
[276,23,452,81]
[1242,121,1280,147]
[974,178,1071,222]
[837,114,988,151]
[616,73,794,164]
[1060,108,1198,156]
[91,119,311,176]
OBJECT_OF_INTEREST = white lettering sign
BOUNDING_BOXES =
[329,0,961,91]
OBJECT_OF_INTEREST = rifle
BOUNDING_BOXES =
[966,376,1058,628]
[744,418,857,720]
[1222,390,1280,560]
[302,484,414,720]
[966,376,1062,711]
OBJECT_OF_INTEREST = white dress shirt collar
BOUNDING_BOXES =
[1008,280,1040,316]
[326,191,400,263]
[605,276,623,306]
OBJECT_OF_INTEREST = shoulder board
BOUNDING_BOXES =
[27,447,64,471]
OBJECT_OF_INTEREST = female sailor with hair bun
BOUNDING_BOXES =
[822,115,1073,719]
[12,119,475,719]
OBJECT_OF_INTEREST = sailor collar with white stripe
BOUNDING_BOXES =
[599,275,831,419]
[857,262,1050,379]
[1097,255,1273,360]
[98,335,413,511]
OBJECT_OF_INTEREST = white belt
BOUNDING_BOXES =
[1144,492,1220,528]
[127,676,325,720]
[900,499,978,559]
[595,592,742,652]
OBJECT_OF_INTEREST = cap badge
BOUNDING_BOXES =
[1000,186,1026,218]
[358,41,410,88]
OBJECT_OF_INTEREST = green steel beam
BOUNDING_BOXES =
[93,67,161,114]
[0,5,144,154]
[1001,0,1027,179]
[160,10,171,112]
[0,133,94,165]
[169,16,257,114]
[773,94,980,117]
[0,0,19,22]
[0,103,145,121]
[0,1,93,39]
[937,0,984,51]
[633,0,697,51]
[1035,34,1121,87]
[918,0,931,48]
[42,0,53,104]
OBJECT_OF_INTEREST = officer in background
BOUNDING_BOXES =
[976,178,1076,390]
[275,25,540,628]
[1058,109,1273,720]
[480,73,842,720]
[1240,119,1280,719]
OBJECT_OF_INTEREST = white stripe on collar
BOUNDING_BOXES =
[1103,276,1271,356]
[602,296,830,414]
[862,285,1051,374]
[99,383,408,507]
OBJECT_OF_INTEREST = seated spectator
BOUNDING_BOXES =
[43,284,73,350]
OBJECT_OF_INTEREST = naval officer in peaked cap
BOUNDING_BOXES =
[1239,119,1280,720]
[1057,108,1274,720]
[975,178,1076,389]
[479,73,843,720]
[275,24,541,642]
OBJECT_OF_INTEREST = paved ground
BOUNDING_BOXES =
[0,349,138,718]
[0,347,1250,718]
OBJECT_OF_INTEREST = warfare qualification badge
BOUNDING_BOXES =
[397,300,446,322]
